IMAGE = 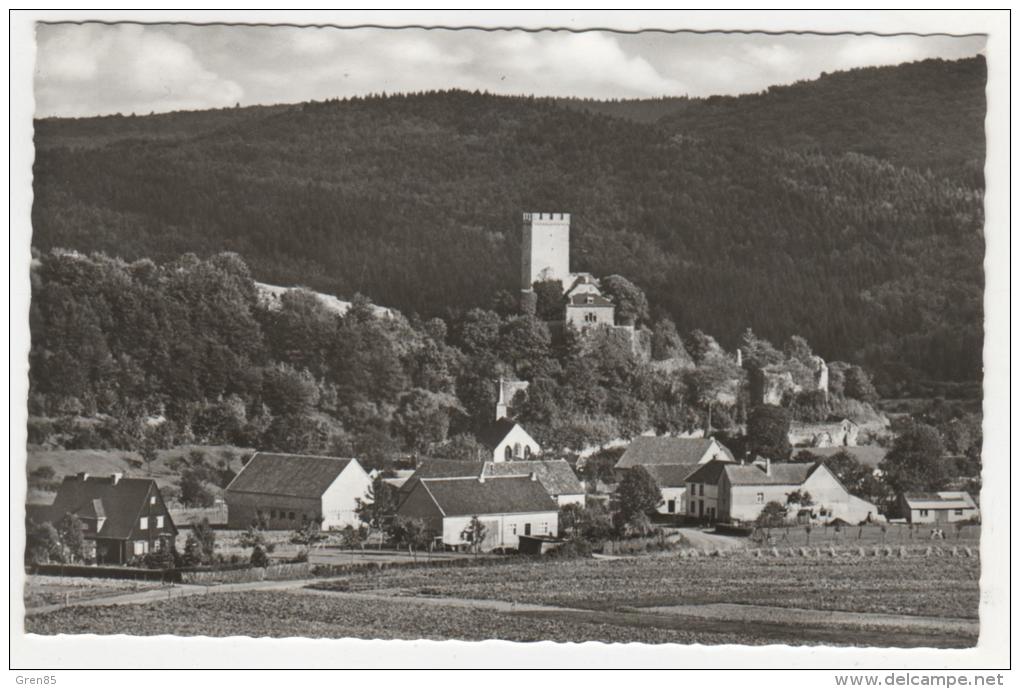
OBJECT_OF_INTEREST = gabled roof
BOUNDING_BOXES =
[902,491,978,510]
[723,462,817,486]
[684,459,732,485]
[418,476,557,517]
[685,459,818,487]
[566,293,614,307]
[398,458,484,495]
[226,452,357,498]
[476,418,523,450]
[47,475,175,540]
[640,463,701,488]
[483,459,584,496]
[616,437,735,469]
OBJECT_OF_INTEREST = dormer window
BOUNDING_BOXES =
[586,296,594,304]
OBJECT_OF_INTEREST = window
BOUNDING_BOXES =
[699,484,704,497]
[524,523,532,536]
[156,515,164,528]
[510,523,517,535]
[586,296,594,304]
[756,493,764,504]
[955,509,964,516]
[667,499,676,513]
[919,510,929,517]
[133,541,147,556]
[289,512,296,520]
[584,312,597,323]
[690,502,696,513]
[505,446,513,461]
[150,496,157,505]
[514,442,522,458]
[524,446,532,459]
[271,510,277,519]
[139,517,148,529]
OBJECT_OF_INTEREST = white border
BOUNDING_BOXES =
[7,9,1012,672]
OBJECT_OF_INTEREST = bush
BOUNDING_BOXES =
[549,537,593,559]
[250,545,270,567]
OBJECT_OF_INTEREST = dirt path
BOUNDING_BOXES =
[675,528,745,551]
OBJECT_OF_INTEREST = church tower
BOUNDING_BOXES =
[521,212,571,291]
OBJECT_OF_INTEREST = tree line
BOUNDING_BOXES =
[32,72,985,392]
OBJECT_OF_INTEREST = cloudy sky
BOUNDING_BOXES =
[34,23,986,118]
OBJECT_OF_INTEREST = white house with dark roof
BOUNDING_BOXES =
[399,458,584,507]
[614,436,736,516]
[685,458,881,525]
[396,475,559,551]
[225,452,371,530]
[477,418,541,462]
[898,492,978,524]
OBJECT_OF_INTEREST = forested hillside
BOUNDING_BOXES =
[564,57,986,186]
[31,57,986,391]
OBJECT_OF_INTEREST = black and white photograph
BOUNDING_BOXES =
[8,9,1011,674]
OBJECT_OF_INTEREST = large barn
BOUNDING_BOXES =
[224,452,371,530]
[396,475,559,551]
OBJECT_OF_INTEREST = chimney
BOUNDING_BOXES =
[478,475,485,484]
[765,457,771,476]
[529,472,537,481]
[111,473,123,485]
[77,472,89,481]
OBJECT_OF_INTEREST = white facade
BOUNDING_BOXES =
[800,464,880,524]
[441,511,559,550]
[522,212,571,290]
[491,424,542,463]
[319,461,373,529]
[658,486,687,515]
[687,481,720,520]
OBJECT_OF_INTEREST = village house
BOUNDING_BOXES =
[788,418,860,448]
[483,459,585,507]
[614,436,735,514]
[399,457,584,507]
[396,475,559,551]
[685,458,880,525]
[44,473,178,565]
[564,292,616,328]
[477,417,541,462]
[224,452,372,530]
[898,492,979,524]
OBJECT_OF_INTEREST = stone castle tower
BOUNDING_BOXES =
[521,212,571,291]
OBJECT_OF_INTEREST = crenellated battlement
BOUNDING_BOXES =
[523,212,570,223]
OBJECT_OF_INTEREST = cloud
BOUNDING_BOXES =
[33,24,984,117]
[35,24,243,117]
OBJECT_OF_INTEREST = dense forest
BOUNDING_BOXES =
[30,249,892,467]
[30,57,986,393]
